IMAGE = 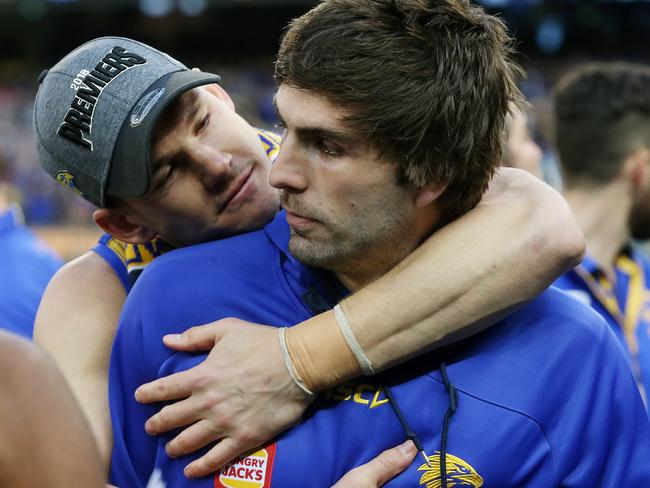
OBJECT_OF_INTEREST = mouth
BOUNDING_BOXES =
[284,208,319,229]
[219,165,255,213]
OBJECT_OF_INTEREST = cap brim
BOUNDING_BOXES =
[105,70,221,203]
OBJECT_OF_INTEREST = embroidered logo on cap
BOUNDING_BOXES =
[214,444,276,488]
[418,451,483,488]
[57,46,147,151]
[131,88,165,127]
[55,170,85,197]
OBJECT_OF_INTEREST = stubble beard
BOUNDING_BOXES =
[288,208,415,284]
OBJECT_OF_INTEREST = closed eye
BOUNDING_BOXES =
[316,139,343,158]
[195,112,210,135]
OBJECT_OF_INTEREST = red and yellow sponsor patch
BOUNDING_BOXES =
[215,444,276,488]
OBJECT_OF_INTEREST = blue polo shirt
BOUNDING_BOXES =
[110,212,650,488]
[0,207,62,338]
[554,248,650,408]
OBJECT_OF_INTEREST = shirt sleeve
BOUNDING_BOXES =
[554,317,650,485]
[91,234,130,292]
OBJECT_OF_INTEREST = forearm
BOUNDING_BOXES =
[287,168,585,389]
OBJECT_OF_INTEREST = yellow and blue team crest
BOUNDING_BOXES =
[418,451,483,488]
[55,170,85,197]
[257,129,281,163]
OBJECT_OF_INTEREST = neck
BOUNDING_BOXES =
[564,180,631,275]
[335,251,410,292]
[335,212,440,292]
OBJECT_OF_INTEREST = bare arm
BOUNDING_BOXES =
[0,331,105,487]
[137,167,584,477]
[33,251,126,470]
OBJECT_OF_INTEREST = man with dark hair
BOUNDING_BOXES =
[32,33,583,486]
[553,62,650,404]
[109,1,650,487]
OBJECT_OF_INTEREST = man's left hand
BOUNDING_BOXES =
[134,319,314,479]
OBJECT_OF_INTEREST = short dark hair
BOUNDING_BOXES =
[275,0,524,219]
[554,62,650,188]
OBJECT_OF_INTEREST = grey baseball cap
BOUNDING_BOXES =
[33,36,220,207]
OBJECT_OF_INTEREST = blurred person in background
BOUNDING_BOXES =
[0,146,61,338]
[0,329,105,487]
[502,102,544,179]
[553,62,650,407]
[32,34,582,483]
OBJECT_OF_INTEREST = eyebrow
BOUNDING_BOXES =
[273,96,361,147]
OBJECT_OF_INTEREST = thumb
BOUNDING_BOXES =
[367,440,417,486]
[331,440,417,488]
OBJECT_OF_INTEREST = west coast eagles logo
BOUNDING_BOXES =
[55,170,85,197]
[418,451,483,488]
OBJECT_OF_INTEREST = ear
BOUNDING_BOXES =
[92,209,157,244]
[203,83,235,112]
[622,148,650,193]
[413,183,448,208]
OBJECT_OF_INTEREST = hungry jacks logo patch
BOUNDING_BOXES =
[214,444,276,488]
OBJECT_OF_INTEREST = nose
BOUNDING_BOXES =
[193,147,233,192]
[269,135,308,193]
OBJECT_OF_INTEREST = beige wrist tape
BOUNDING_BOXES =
[284,307,362,392]
[278,327,315,397]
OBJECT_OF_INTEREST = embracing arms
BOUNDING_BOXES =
[136,168,584,477]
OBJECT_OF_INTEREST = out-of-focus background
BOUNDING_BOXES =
[2,0,650,260]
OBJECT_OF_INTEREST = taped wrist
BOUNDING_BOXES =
[278,327,315,398]
[284,304,364,393]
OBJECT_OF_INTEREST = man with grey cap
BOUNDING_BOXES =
[32,36,583,483]
[34,37,279,244]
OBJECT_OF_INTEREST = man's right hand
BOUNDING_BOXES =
[332,441,417,488]
[134,319,314,478]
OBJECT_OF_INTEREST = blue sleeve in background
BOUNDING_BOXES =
[0,209,62,338]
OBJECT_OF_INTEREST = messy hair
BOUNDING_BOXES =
[275,0,524,219]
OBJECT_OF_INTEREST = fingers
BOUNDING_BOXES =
[331,440,417,488]
[163,322,225,352]
[144,397,204,436]
[165,418,222,458]
[135,369,194,404]
[184,437,243,479]
[365,441,417,486]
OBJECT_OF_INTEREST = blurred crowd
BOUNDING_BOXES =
[0,57,597,227]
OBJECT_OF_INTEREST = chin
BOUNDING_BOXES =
[288,236,339,268]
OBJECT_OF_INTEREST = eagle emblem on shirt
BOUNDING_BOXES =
[418,451,483,488]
